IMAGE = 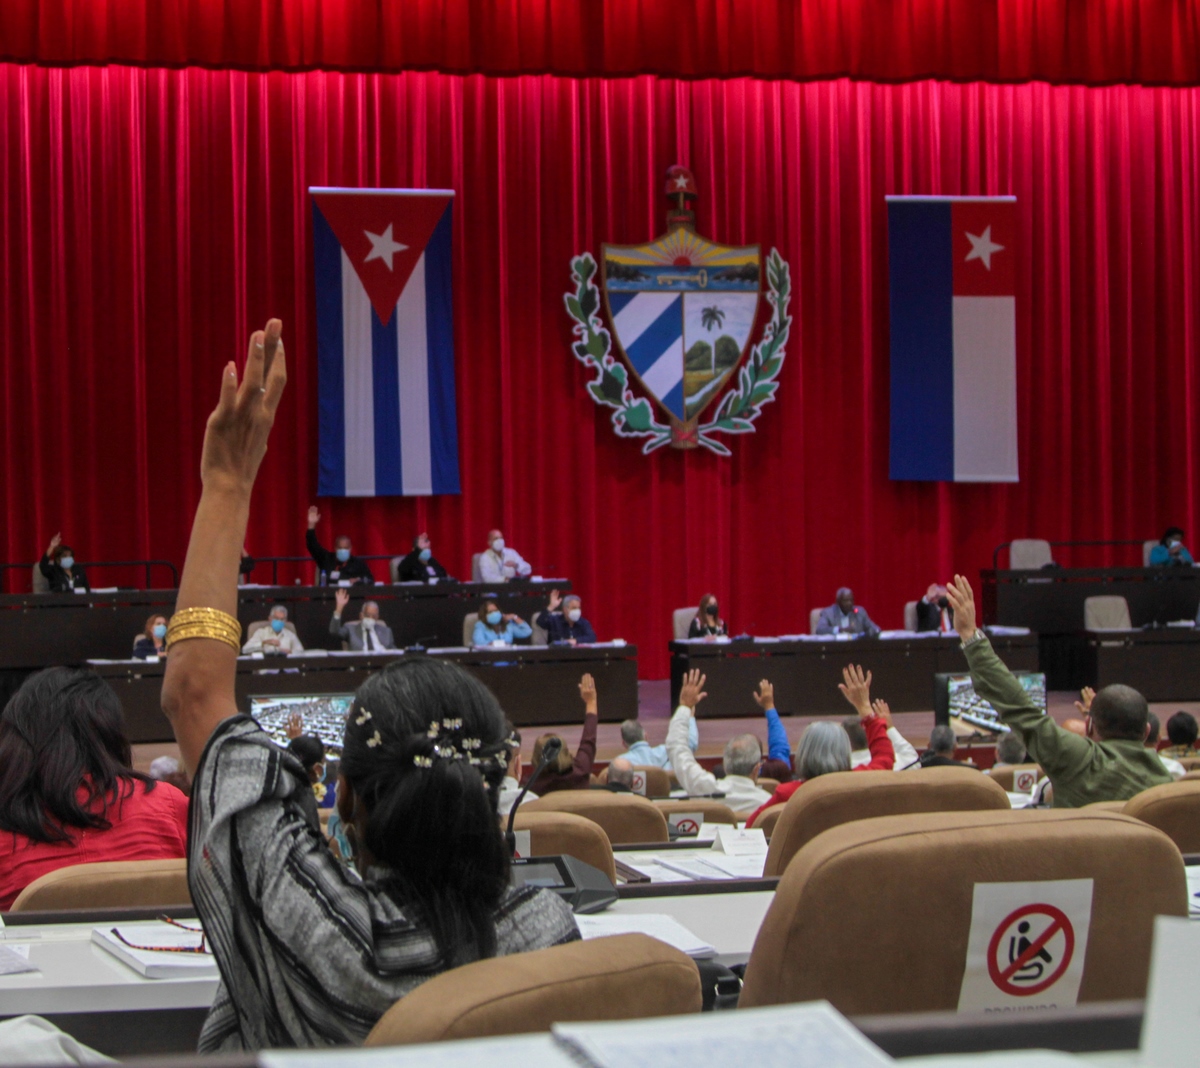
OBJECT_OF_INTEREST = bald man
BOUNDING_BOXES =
[815,588,881,638]
[479,529,533,584]
[600,757,636,793]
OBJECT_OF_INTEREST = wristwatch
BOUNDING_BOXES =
[960,628,987,650]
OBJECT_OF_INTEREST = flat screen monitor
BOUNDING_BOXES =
[248,694,354,755]
[933,672,1046,732]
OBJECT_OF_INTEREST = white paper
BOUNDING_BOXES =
[654,855,744,882]
[0,944,37,975]
[1185,867,1200,917]
[1140,914,1200,1068]
[617,859,691,883]
[712,827,767,856]
[958,879,1093,1012]
[574,913,716,958]
[511,830,532,858]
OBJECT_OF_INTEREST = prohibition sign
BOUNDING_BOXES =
[673,818,700,835]
[986,903,1075,997]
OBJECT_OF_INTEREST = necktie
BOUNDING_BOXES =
[364,627,374,652]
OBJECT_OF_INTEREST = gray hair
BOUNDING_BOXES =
[563,595,581,610]
[723,733,762,777]
[620,719,645,746]
[795,722,851,780]
[841,715,867,751]
[929,724,957,755]
[149,756,180,779]
[996,732,1026,765]
[270,604,289,619]
[362,600,380,614]
[607,757,635,787]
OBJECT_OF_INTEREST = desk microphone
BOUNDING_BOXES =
[506,737,562,855]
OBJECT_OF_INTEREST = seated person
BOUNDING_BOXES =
[919,724,971,768]
[842,707,919,770]
[615,717,697,770]
[472,599,532,646]
[160,322,578,1050]
[992,731,1028,769]
[39,532,89,592]
[149,755,192,796]
[330,588,396,651]
[1146,711,1185,780]
[916,583,954,633]
[0,667,189,910]
[755,757,794,783]
[526,674,598,795]
[815,587,881,637]
[1149,526,1194,567]
[396,532,451,583]
[134,614,169,659]
[242,604,305,655]
[536,590,597,645]
[1161,711,1200,758]
[600,757,635,792]
[479,529,532,583]
[498,728,537,817]
[306,506,375,584]
[688,593,727,638]
[286,733,329,802]
[746,665,894,827]
[666,671,773,817]
[947,574,1172,806]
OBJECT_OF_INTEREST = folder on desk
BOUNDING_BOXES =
[92,925,218,979]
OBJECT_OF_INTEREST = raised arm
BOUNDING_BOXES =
[573,674,599,777]
[667,670,719,796]
[754,679,791,762]
[161,320,287,774]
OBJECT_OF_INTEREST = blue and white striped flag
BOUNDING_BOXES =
[311,188,461,496]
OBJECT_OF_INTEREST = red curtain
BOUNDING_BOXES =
[5,1,1200,86]
[4,67,1200,678]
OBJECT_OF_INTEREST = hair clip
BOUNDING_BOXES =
[413,754,433,768]
[443,718,463,731]
[366,730,382,748]
[355,709,372,725]
[462,737,481,750]
[427,723,441,738]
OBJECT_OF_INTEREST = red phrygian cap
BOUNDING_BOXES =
[664,165,698,199]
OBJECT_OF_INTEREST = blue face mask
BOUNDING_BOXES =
[60,556,74,570]
[486,610,503,626]
[152,623,167,640]
[419,548,432,562]
[271,618,286,633]
[335,548,350,563]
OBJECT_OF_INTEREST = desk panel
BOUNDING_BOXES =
[1085,629,1200,700]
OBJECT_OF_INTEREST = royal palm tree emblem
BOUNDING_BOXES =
[700,305,725,331]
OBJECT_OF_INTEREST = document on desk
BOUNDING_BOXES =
[655,853,766,881]
[553,1001,893,1068]
[1186,866,1200,917]
[574,913,716,958]
[92,925,218,979]
[0,943,38,975]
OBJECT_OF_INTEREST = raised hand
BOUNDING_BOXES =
[679,669,708,712]
[47,532,62,556]
[547,588,563,612]
[838,664,873,716]
[334,588,350,614]
[945,575,978,642]
[285,711,303,739]
[872,699,893,726]
[753,679,775,711]
[1074,686,1095,715]
[579,673,598,713]
[307,505,320,528]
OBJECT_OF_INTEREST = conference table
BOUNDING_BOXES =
[0,580,570,671]
[668,631,1039,717]
[1084,627,1200,701]
[87,644,638,740]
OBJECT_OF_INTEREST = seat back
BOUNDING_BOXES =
[631,766,670,798]
[755,805,785,839]
[1010,538,1053,570]
[985,763,1042,793]
[530,615,549,645]
[365,933,701,1046]
[1084,595,1132,630]
[1175,756,1200,772]
[1123,779,1200,853]
[510,810,615,881]
[673,608,697,640]
[903,600,918,631]
[32,562,49,593]
[763,767,1010,877]
[809,608,822,634]
[1143,540,1158,567]
[10,859,191,912]
[471,553,483,583]
[755,776,780,794]
[653,799,738,825]
[463,612,480,646]
[740,809,1186,1014]
[246,619,299,638]
[524,792,669,844]
[389,556,403,583]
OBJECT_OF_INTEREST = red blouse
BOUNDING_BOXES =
[0,779,189,910]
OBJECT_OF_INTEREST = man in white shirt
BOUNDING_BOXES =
[843,703,920,770]
[242,605,305,655]
[666,670,772,818]
[498,729,538,818]
[479,529,532,583]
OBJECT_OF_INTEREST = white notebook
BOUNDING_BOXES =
[574,913,716,958]
[92,924,218,979]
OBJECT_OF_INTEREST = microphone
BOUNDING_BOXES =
[506,737,562,855]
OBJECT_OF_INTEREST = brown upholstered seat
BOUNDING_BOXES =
[985,763,1042,792]
[1122,779,1200,853]
[1175,756,1200,772]
[653,799,738,825]
[10,859,191,912]
[1084,800,1126,812]
[510,810,616,880]
[631,766,671,798]
[364,933,701,1046]
[740,809,1186,1015]
[755,805,785,840]
[762,767,1010,877]
[524,792,668,844]
[755,776,781,794]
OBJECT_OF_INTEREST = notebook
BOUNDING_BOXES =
[91,924,218,979]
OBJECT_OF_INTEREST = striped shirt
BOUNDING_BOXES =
[190,716,580,1052]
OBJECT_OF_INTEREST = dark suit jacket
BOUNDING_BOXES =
[815,604,880,637]
[915,600,955,633]
[40,554,89,593]
[329,614,396,651]
[306,530,374,584]
[396,549,450,583]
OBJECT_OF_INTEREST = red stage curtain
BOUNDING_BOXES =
[5,1,1200,86]
[4,67,1200,677]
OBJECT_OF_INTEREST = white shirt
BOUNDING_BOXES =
[242,625,305,655]
[498,776,538,818]
[665,706,771,817]
[852,726,920,771]
[479,547,532,584]
[1159,753,1186,780]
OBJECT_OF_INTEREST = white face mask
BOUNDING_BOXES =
[567,609,582,623]
[492,538,505,553]
[362,616,376,630]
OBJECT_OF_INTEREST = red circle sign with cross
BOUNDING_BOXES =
[986,903,1075,996]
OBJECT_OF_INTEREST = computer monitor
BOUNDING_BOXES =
[933,672,1046,732]
[248,693,354,755]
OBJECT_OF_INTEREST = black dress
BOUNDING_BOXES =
[40,554,89,592]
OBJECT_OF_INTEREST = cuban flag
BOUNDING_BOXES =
[311,188,460,496]
[887,196,1018,482]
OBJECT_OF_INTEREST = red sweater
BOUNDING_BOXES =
[0,779,189,910]
[745,715,894,828]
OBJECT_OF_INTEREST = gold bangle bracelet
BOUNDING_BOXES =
[166,607,243,651]
[166,626,242,652]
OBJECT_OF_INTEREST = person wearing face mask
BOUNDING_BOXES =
[916,582,955,633]
[242,605,306,655]
[472,598,532,646]
[478,529,532,584]
[133,614,170,659]
[39,533,89,592]
[688,593,726,638]
[396,533,451,583]
[1149,526,1195,567]
[330,589,396,651]
[305,506,375,585]
[536,589,597,645]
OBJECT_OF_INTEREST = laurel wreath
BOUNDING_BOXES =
[564,248,791,456]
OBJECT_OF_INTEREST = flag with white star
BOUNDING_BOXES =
[886,195,1018,483]
[310,188,461,496]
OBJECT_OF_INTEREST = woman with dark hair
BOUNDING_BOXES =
[133,614,169,659]
[39,532,89,592]
[471,597,532,646]
[0,667,189,910]
[1149,527,1194,567]
[688,593,726,639]
[159,321,577,1052]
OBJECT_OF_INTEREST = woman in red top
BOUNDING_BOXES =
[746,665,895,828]
[0,667,189,910]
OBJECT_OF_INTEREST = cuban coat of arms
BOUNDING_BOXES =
[565,166,791,455]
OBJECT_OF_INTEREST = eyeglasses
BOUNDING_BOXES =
[110,915,210,955]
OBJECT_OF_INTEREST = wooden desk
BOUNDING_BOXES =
[668,633,1039,716]
[1085,628,1200,700]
